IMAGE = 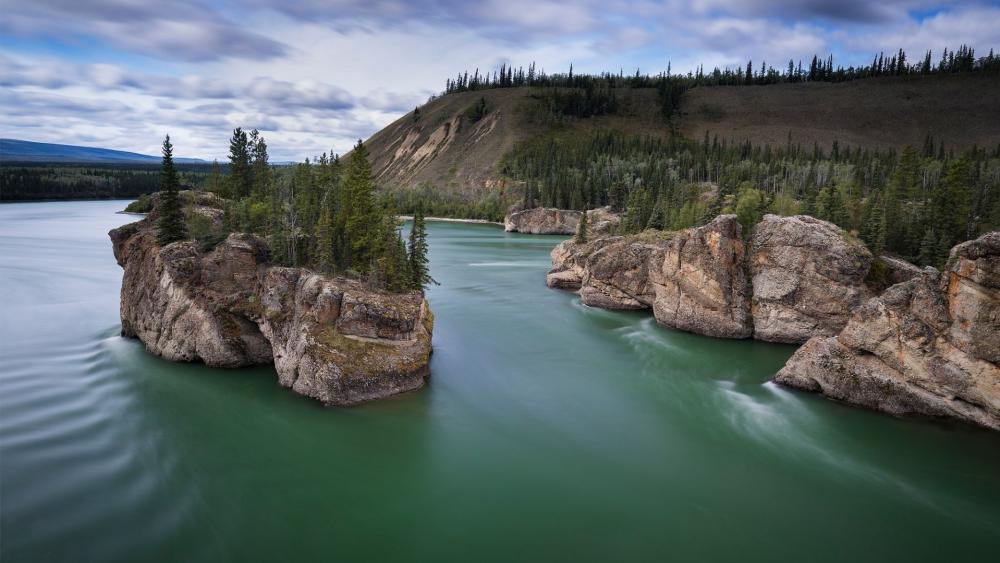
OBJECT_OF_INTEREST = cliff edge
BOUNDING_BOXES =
[110,209,433,406]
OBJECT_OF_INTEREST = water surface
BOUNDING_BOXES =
[2,201,999,562]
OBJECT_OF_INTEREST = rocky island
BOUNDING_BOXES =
[110,193,434,405]
[548,213,1000,430]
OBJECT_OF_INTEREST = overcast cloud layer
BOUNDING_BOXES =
[1,0,998,161]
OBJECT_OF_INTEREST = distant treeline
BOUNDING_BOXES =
[444,45,999,122]
[0,162,220,201]
[446,45,999,94]
[503,130,1000,269]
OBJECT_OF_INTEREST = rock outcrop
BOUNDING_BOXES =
[749,215,873,343]
[550,214,873,342]
[548,216,752,338]
[775,232,1000,430]
[110,214,433,406]
[505,206,619,235]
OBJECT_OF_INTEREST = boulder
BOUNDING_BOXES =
[749,215,873,343]
[505,206,620,235]
[881,255,922,286]
[775,231,1000,430]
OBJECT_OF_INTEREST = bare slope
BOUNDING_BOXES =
[362,87,666,195]
[678,74,1000,151]
[363,74,1000,194]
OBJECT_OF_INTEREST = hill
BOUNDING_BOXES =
[679,73,1000,151]
[363,87,667,198]
[0,139,206,164]
[363,73,1000,196]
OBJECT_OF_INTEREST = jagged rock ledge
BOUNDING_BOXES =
[505,206,620,235]
[548,212,999,429]
[776,232,1000,430]
[110,212,433,406]
[548,214,878,342]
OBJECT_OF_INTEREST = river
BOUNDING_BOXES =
[1,200,999,562]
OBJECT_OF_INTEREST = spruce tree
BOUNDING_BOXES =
[314,194,334,274]
[227,128,251,199]
[917,228,938,267]
[339,140,377,271]
[156,135,187,246]
[207,160,223,194]
[408,207,431,290]
[575,208,589,243]
[250,130,271,199]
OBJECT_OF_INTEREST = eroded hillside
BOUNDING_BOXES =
[362,87,667,196]
[363,73,1000,196]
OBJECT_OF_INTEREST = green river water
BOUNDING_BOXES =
[1,200,999,562]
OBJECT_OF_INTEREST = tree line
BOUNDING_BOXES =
[445,45,999,95]
[0,163,214,201]
[154,129,431,292]
[503,130,1000,269]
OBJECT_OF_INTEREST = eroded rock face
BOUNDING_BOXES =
[505,206,620,235]
[110,216,433,406]
[647,216,752,338]
[548,216,752,338]
[775,232,1000,430]
[505,207,580,234]
[749,215,873,343]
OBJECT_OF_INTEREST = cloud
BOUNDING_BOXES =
[0,0,287,61]
[1,0,997,162]
[360,90,430,112]
[843,4,1000,57]
[246,77,355,110]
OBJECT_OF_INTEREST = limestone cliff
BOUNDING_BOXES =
[775,232,1000,430]
[110,214,433,406]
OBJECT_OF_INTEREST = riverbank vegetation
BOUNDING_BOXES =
[503,130,1000,267]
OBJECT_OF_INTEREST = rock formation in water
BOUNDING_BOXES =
[548,215,751,338]
[505,206,619,235]
[775,232,1000,430]
[549,214,869,341]
[548,211,1000,429]
[110,205,433,406]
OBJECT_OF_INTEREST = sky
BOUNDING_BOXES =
[1,0,999,161]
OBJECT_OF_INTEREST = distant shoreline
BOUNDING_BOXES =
[113,210,502,225]
[399,215,503,227]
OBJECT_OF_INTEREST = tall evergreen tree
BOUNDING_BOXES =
[408,207,432,290]
[339,140,378,271]
[227,127,252,199]
[156,135,187,246]
[250,130,271,199]
[575,208,589,244]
